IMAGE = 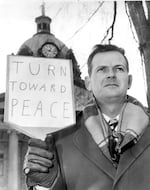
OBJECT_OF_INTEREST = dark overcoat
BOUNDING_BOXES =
[52,112,150,190]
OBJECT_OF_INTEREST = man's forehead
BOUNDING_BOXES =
[92,51,127,66]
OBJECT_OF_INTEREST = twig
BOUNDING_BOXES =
[67,1,104,42]
[101,1,117,44]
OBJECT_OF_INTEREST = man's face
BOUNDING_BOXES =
[85,51,132,103]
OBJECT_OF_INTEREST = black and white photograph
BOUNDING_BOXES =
[0,1,149,190]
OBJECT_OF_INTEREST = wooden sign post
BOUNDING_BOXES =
[4,55,75,139]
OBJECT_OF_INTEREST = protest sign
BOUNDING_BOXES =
[4,55,75,139]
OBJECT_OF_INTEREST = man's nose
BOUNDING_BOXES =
[107,69,116,78]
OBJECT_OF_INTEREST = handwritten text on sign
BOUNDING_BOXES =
[5,55,75,132]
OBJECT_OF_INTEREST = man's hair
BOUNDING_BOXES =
[87,44,129,75]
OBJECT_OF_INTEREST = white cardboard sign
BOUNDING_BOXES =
[4,55,75,139]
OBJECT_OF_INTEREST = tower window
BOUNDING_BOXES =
[0,153,4,176]
[43,23,47,30]
[38,23,42,30]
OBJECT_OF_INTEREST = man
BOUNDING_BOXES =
[24,44,150,190]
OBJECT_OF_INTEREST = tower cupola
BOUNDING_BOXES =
[35,2,51,34]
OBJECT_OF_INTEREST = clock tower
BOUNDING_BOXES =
[17,4,89,107]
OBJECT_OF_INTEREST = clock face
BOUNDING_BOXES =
[41,43,58,58]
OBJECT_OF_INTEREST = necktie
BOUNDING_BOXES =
[108,119,120,164]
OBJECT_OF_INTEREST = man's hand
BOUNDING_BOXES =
[24,135,59,188]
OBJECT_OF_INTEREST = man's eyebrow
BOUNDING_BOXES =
[96,65,126,68]
[115,64,126,67]
[96,65,107,69]
[98,65,107,67]
[114,64,127,69]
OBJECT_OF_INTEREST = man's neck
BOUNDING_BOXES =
[99,101,124,118]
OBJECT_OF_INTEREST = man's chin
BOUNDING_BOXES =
[104,89,119,96]
[98,92,123,101]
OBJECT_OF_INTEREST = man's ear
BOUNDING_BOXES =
[84,76,92,91]
[128,74,132,89]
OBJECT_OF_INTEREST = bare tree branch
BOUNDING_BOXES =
[145,1,150,20]
[101,1,117,44]
[52,3,65,20]
[67,1,104,42]
[108,1,117,43]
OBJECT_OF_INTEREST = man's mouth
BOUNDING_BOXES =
[104,83,118,87]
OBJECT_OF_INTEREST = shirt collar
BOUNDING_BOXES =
[102,113,120,123]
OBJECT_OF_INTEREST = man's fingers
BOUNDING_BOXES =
[28,154,53,168]
[28,146,54,160]
[29,138,48,150]
[25,162,49,173]
[24,137,59,188]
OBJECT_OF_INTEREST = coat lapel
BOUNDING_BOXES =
[73,121,116,180]
[114,126,150,186]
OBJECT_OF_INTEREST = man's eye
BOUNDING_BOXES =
[116,67,124,72]
[97,67,106,72]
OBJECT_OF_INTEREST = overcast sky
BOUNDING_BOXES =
[0,0,147,106]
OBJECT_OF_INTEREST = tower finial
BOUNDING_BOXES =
[41,1,45,16]
[35,1,51,34]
